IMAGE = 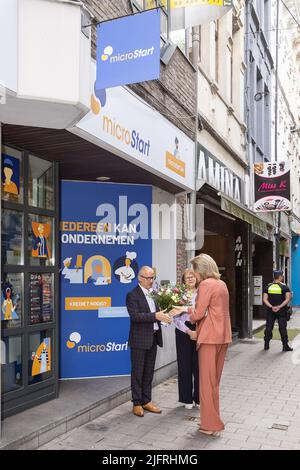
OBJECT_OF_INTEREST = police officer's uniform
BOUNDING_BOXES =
[263,275,292,351]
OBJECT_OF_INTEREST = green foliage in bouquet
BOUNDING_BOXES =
[151,284,193,312]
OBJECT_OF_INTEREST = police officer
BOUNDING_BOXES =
[263,270,293,352]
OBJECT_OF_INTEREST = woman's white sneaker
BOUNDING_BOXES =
[184,404,194,410]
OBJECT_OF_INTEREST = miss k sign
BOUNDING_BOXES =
[96,9,161,90]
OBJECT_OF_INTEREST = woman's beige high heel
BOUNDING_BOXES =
[199,428,221,437]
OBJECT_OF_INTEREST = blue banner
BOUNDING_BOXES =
[96,9,161,90]
[60,181,152,379]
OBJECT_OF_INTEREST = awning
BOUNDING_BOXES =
[221,195,274,241]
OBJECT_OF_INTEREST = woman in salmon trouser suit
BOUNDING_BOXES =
[171,254,232,437]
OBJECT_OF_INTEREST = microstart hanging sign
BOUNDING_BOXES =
[96,9,161,89]
[254,161,291,212]
[60,181,152,379]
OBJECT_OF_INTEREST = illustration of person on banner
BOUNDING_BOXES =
[174,137,181,159]
[62,256,83,284]
[115,251,137,284]
[86,257,111,285]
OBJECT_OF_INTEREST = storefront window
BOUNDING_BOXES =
[1,273,23,329]
[28,155,54,210]
[170,29,186,54]
[29,330,52,385]
[28,214,54,266]
[1,146,57,417]
[132,0,144,9]
[160,7,168,38]
[1,209,23,265]
[1,335,23,393]
[1,146,23,204]
[29,273,54,325]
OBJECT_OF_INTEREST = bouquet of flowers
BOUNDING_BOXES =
[151,284,193,313]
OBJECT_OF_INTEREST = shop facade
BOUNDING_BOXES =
[1,114,194,418]
[0,0,197,419]
[196,144,247,339]
[1,138,193,417]
[196,144,276,336]
[291,219,300,307]
[0,0,91,420]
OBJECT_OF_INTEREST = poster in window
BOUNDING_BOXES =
[1,273,22,327]
[31,222,51,258]
[30,273,53,324]
[2,154,20,196]
[31,337,51,376]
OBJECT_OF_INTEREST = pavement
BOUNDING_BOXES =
[39,312,300,451]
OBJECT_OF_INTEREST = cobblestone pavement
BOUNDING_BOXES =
[40,313,300,451]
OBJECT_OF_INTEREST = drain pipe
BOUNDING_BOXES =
[188,26,201,264]
[0,121,2,440]
[274,0,281,269]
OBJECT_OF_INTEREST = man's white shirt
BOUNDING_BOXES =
[139,285,159,331]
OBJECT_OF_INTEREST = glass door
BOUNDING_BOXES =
[1,145,59,418]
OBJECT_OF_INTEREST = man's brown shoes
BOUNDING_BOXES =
[133,402,162,416]
[142,402,162,414]
[133,405,144,417]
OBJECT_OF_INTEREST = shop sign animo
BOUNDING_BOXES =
[198,148,243,204]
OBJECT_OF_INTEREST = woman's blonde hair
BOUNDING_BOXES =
[190,254,221,280]
[181,268,199,288]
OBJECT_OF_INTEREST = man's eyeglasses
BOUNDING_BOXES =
[140,276,155,280]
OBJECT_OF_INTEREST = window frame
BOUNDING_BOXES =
[1,145,59,418]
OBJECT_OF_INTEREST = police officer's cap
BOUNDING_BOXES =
[273,269,284,278]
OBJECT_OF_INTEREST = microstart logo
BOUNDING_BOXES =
[101,45,155,63]
[66,332,128,353]
[101,46,113,61]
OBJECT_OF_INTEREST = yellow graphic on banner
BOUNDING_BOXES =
[65,297,111,311]
[166,152,186,178]
[170,0,224,8]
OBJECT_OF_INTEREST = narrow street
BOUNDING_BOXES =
[1,0,300,455]
[39,313,300,451]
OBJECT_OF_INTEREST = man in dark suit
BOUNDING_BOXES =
[126,266,172,417]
